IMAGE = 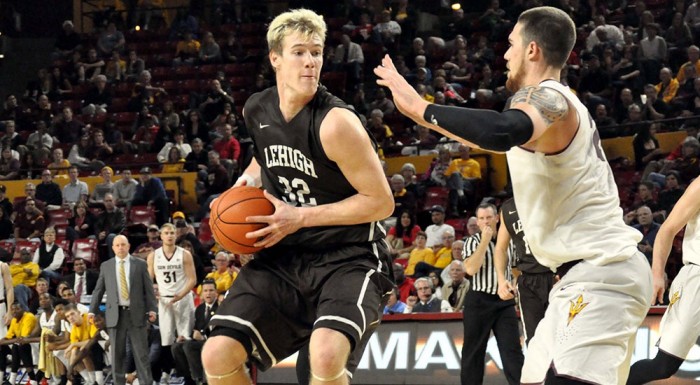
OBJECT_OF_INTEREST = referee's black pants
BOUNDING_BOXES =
[461,291,523,385]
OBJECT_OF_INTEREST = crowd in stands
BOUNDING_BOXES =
[0,0,699,384]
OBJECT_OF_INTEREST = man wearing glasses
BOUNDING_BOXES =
[405,277,441,313]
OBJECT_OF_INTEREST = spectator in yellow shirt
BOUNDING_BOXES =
[433,232,456,270]
[445,144,482,216]
[654,67,679,104]
[11,249,40,311]
[205,252,237,294]
[405,232,434,276]
[0,302,38,385]
[676,46,700,84]
[47,148,71,176]
[65,304,105,385]
[173,31,200,66]
[415,230,456,278]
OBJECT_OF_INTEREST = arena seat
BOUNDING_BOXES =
[445,218,468,240]
[422,186,450,212]
[0,240,14,255]
[16,239,41,254]
[72,238,99,267]
[128,205,156,227]
[47,208,72,227]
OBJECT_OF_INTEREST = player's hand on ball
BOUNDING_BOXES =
[245,190,303,249]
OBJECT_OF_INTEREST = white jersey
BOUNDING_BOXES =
[153,246,188,297]
[40,311,56,329]
[506,80,641,269]
[682,209,700,265]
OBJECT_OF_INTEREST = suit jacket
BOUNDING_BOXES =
[63,271,99,296]
[194,301,218,336]
[90,255,157,328]
[442,279,470,312]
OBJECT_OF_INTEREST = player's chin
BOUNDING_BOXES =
[505,77,518,94]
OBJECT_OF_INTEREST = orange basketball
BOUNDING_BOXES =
[209,186,275,254]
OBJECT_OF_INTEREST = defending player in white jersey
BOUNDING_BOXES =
[627,177,700,384]
[147,223,197,346]
[376,6,652,385]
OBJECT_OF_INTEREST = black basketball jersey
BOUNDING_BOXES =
[501,198,551,274]
[244,85,385,248]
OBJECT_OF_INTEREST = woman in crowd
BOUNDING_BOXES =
[67,202,96,242]
[386,210,421,260]
[161,147,185,173]
[632,122,663,171]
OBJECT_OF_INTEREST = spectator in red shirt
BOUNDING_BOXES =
[212,123,240,180]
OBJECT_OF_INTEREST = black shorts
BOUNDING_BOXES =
[209,241,394,371]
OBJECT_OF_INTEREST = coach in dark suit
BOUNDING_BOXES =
[172,279,219,385]
[90,235,157,385]
[62,257,98,303]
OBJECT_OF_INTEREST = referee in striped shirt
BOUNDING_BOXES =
[461,202,524,385]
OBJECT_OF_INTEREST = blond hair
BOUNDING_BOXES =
[267,9,326,54]
[161,223,176,232]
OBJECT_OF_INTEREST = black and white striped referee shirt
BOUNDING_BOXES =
[463,232,514,295]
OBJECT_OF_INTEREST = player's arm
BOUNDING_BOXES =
[2,263,13,325]
[494,212,515,301]
[146,252,155,281]
[172,250,196,303]
[651,178,700,304]
[463,226,493,276]
[375,55,568,152]
[248,108,393,248]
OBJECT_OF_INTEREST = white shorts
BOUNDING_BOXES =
[52,349,69,368]
[657,264,700,358]
[158,291,195,346]
[521,252,652,385]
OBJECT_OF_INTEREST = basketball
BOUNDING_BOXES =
[209,186,275,254]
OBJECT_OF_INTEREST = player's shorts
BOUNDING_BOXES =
[657,263,700,358]
[521,251,652,385]
[158,291,195,346]
[209,241,394,372]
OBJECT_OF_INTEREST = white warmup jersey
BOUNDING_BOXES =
[683,210,700,265]
[39,311,56,329]
[506,80,642,269]
[153,246,188,297]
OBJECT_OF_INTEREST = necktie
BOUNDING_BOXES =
[119,260,129,301]
[205,305,211,322]
[76,276,84,302]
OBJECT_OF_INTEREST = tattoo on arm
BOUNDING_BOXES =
[511,86,568,126]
